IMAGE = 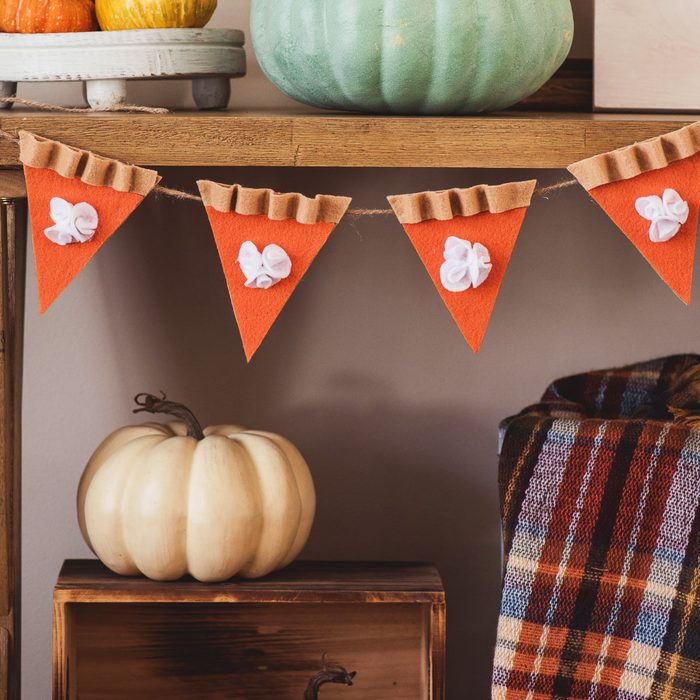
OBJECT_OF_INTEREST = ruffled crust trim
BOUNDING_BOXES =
[197,181,352,224]
[387,180,537,224]
[18,131,159,196]
[569,121,700,191]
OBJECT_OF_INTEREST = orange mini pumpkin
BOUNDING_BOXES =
[0,0,97,33]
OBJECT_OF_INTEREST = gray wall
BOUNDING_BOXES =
[22,3,698,699]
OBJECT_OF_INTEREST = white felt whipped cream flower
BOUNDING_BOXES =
[440,236,493,292]
[635,189,689,243]
[44,197,99,246]
[237,241,292,289]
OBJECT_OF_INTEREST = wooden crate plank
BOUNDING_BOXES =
[71,602,429,699]
[52,602,77,700]
[52,603,67,700]
[55,560,445,605]
[0,626,8,700]
[430,604,446,700]
[55,561,445,700]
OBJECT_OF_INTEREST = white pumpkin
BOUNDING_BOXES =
[77,393,316,582]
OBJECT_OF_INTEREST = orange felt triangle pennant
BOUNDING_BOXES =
[569,125,700,304]
[24,167,152,313]
[19,132,159,313]
[388,181,536,353]
[198,181,352,361]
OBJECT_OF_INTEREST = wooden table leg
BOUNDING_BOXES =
[0,170,27,700]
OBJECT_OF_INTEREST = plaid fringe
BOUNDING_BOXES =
[493,356,700,700]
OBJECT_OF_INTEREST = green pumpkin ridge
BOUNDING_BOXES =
[251,0,574,115]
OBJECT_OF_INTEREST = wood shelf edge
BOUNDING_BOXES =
[0,172,25,200]
[1,111,697,169]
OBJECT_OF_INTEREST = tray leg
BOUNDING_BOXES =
[83,79,127,110]
[0,83,16,111]
[192,77,230,110]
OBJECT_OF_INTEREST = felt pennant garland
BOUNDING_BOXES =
[388,181,537,353]
[19,131,160,313]
[14,116,700,355]
[197,181,352,361]
[569,122,700,304]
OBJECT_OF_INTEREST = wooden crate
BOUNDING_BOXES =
[53,560,445,700]
[595,0,700,111]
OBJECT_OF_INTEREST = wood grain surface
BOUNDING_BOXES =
[0,626,8,700]
[1,111,698,169]
[517,59,593,112]
[0,173,24,200]
[70,603,428,699]
[595,1,700,111]
[0,28,245,82]
[0,182,27,700]
[54,561,445,700]
[429,603,446,700]
[56,560,445,604]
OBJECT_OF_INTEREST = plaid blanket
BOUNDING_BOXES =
[493,355,700,700]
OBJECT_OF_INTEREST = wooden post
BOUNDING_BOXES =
[0,170,27,700]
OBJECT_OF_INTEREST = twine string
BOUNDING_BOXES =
[0,96,169,114]
[348,179,579,216]
[536,179,579,197]
[139,179,583,212]
[108,178,583,213]
[346,208,395,218]
[0,117,580,212]
[153,185,203,202]
[0,128,19,145]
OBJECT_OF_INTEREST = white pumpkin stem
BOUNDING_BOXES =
[133,392,205,440]
[304,654,356,699]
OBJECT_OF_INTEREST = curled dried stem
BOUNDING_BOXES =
[133,392,205,441]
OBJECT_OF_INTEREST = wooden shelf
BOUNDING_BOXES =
[0,171,25,199]
[1,110,698,169]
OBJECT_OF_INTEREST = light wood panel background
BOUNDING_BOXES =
[595,0,700,111]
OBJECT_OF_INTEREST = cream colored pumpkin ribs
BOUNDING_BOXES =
[77,393,315,582]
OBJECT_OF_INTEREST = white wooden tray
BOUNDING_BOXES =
[0,28,246,110]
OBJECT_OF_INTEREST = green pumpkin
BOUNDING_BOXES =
[250,0,574,115]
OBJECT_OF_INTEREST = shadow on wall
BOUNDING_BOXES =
[281,377,502,696]
[24,165,700,700]
[95,169,505,552]
[91,167,506,696]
